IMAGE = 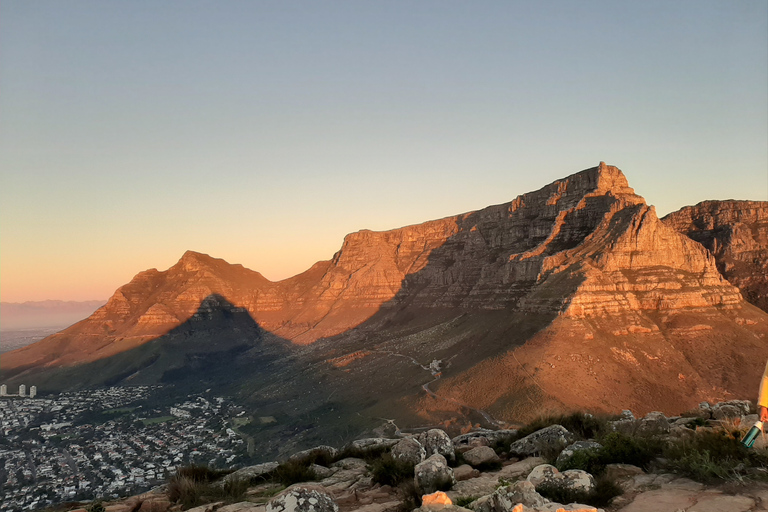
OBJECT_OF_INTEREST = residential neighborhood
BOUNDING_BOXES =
[0,386,250,511]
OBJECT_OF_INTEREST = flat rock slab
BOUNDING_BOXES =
[218,504,266,512]
[349,501,401,512]
[688,494,755,512]
[616,488,698,512]
[447,473,499,501]
[497,457,546,479]
[660,477,704,491]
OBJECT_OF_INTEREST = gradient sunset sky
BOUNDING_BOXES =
[1,1,767,303]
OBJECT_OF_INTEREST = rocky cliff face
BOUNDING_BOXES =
[3,163,767,429]
[662,200,768,313]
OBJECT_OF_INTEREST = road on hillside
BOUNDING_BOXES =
[373,349,502,428]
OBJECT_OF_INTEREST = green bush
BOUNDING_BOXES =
[371,453,415,486]
[662,429,768,483]
[666,450,739,482]
[598,431,661,470]
[556,447,606,475]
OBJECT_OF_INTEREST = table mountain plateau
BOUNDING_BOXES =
[3,162,767,456]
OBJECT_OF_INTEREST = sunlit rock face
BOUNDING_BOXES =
[663,200,768,313]
[1,162,762,420]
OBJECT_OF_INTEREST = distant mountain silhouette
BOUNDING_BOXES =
[0,300,105,330]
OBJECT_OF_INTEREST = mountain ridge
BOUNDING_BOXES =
[3,162,767,437]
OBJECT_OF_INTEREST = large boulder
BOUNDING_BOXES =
[452,429,518,450]
[527,464,595,494]
[462,446,499,467]
[637,411,670,435]
[347,438,400,453]
[266,485,338,512]
[391,437,426,465]
[508,425,573,457]
[555,441,602,468]
[711,400,751,420]
[288,446,338,465]
[414,454,455,495]
[419,429,455,461]
[219,462,279,486]
[473,480,548,512]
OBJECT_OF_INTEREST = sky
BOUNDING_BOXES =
[1,1,767,303]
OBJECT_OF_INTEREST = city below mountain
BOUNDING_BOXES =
[2,162,767,458]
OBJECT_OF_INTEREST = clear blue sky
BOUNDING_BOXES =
[1,1,767,301]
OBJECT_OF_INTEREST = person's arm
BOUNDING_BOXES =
[759,360,768,422]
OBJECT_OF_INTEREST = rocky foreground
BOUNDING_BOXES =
[62,401,768,512]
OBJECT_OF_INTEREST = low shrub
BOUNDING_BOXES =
[371,453,415,486]
[86,502,105,512]
[295,450,335,468]
[662,429,768,483]
[454,495,478,507]
[598,432,661,470]
[396,480,422,512]
[535,474,622,508]
[167,471,248,509]
[336,444,389,463]
[473,459,503,472]
[270,460,318,486]
[666,449,740,482]
[514,412,613,442]
[175,464,230,483]
[556,447,606,475]
[167,464,246,509]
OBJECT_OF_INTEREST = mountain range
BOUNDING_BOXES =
[2,162,767,457]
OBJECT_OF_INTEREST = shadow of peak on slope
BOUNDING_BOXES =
[15,294,295,394]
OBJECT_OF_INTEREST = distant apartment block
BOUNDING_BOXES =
[0,384,37,397]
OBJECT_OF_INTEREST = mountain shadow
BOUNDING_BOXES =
[8,295,291,395]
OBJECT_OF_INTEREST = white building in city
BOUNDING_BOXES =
[0,384,6,396]
[18,384,26,397]
[29,386,37,398]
